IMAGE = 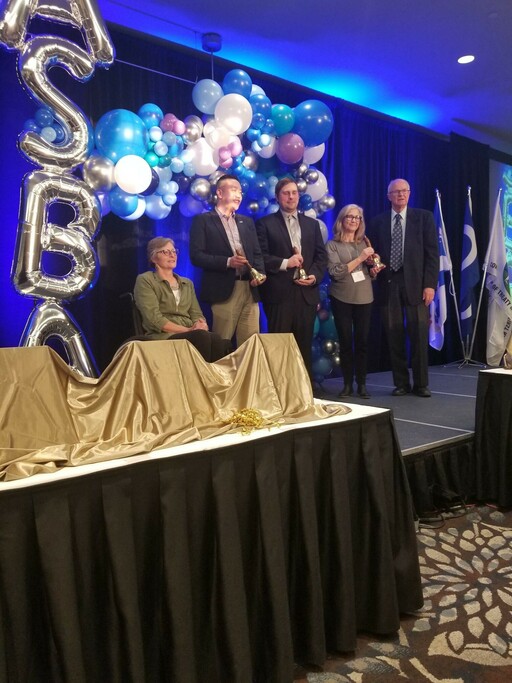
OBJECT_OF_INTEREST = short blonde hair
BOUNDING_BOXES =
[333,204,366,243]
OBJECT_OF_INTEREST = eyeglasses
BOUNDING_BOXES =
[344,215,362,222]
[389,189,410,195]
[156,248,179,256]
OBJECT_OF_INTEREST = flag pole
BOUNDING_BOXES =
[435,189,466,361]
[457,186,486,367]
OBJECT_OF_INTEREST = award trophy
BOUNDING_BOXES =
[293,246,309,280]
[363,236,385,274]
[235,249,266,283]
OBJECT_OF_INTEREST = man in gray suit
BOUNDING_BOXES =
[189,175,266,347]
[368,178,439,397]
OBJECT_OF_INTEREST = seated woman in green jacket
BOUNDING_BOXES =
[134,236,231,362]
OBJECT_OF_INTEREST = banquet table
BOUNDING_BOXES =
[0,399,422,683]
[474,368,512,507]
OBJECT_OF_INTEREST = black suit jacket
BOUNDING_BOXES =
[368,207,439,306]
[189,211,265,303]
[255,212,327,305]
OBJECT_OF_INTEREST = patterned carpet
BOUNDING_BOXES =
[296,505,512,683]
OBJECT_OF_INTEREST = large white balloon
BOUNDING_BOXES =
[303,143,325,165]
[203,119,232,149]
[307,170,328,201]
[214,94,252,135]
[188,138,219,176]
[114,155,152,194]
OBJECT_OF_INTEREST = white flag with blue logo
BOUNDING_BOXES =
[429,192,452,350]
[484,192,512,366]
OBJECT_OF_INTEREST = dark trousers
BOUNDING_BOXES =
[264,288,317,378]
[382,271,429,388]
[170,330,232,362]
[330,297,372,386]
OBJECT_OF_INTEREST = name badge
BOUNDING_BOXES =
[352,270,365,282]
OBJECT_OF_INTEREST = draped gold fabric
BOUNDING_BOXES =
[0,334,348,481]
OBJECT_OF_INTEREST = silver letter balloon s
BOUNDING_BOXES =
[0,0,115,376]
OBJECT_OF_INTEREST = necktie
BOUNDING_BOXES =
[288,215,300,250]
[390,213,403,271]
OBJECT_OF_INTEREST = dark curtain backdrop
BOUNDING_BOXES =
[1,23,511,372]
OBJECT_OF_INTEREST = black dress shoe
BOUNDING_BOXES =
[338,384,353,397]
[391,385,411,396]
[413,386,431,397]
[357,384,371,399]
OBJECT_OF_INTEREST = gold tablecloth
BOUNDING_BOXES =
[0,334,346,480]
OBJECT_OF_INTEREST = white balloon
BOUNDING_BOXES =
[307,170,328,201]
[258,136,277,159]
[304,208,317,219]
[214,94,252,135]
[303,143,325,165]
[317,219,329,244]
[250,84,266,97]
[187,138,219,176]
[114,155,152,194]
[203,119,232,149]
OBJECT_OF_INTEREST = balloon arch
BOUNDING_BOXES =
[2,0,340,382]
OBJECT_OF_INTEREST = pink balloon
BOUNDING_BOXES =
[276,133,304,164]
[160,113,177,131]
[228,137,243,156]
[173,119,186,135]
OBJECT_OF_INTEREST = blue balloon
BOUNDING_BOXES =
[249,93,272,118]
[95,109,148,163]
[109,186,139,217]
[246,173,268,200]
[34,107,53,127]
[52,122,66,143]
[222,69,252,99]
[137,103,164,130]
[311,337,322,360]
[312,355,333,379]
[23,118,40,133]
[299,194,313,211]
[292,100,334,147]
[251,112,265,130]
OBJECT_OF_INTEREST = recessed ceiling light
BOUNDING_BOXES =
[458,55,475,64]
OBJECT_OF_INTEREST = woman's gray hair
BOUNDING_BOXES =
[147,236,174,266]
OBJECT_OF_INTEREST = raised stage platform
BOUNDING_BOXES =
[316,364,481,515]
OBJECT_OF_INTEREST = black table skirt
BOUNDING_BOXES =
[475,370,512,507]
[0,410,422,683]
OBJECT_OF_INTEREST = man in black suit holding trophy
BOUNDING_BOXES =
[256,177,327,378]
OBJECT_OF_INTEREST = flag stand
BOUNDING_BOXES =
[444,186,486,369]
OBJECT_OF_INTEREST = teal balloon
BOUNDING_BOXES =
[319,314,338,340]
[271,104,295,136]
[313,316,320,336]
[312,356,333,379]
[292,100,333,147]
[95,109,148,163]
